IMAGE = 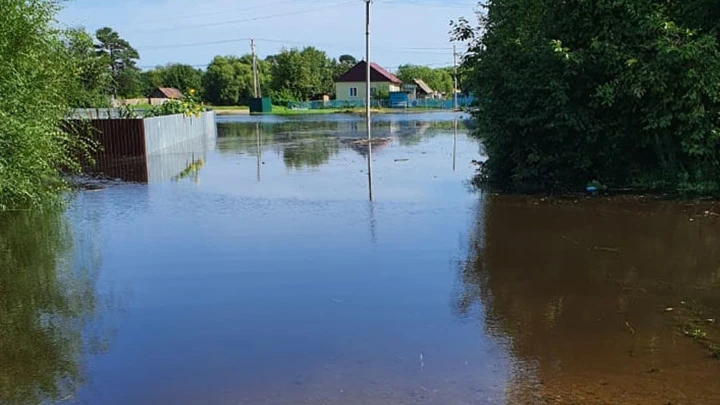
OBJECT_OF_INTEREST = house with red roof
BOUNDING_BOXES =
[335,61,402,102]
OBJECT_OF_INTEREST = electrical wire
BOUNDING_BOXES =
[133,1,357,34]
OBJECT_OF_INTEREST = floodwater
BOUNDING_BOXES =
[1,113,719,405]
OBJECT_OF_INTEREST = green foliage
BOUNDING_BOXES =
[94,27,141,98]
[373,88,390,101]
[142,64,203,97]
[268,47,337,101]
[145,89,206,118]
[396,64,454,94]
[457,0,720,195]
[64,28,112,108]
[202,55,270,106]
[338,54,357,66]
[0,0,94,210]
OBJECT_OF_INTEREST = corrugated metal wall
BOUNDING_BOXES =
[73,111,216,183]
[87,119,149,183]
[143,111,216,155]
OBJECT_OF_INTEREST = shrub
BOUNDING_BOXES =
[145,89,206,118]
[0,0,93,210]
[457,0,720,195]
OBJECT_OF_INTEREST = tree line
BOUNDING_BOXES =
[456,0,720,195]
[61,24,457,107]
[147,53,456,106]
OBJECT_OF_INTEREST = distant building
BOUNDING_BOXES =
[335,61,402,102]
[412,79,438,99]
[150,87,185,100]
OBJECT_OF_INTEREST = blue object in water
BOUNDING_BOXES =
[586,186,598,193]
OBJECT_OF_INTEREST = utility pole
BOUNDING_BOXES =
[453,44,458,111]
[251,39,259,98]
[365,0,373,201]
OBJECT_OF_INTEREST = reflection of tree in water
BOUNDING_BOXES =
[394,120,468,146]
[283,137,340,169]
[457,196,720,404]
[216,119,472,168]
[0,210,108,403]
[217,123,341,169]
[344,138,392,158]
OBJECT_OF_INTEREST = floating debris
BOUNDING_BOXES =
[593,246,621,253]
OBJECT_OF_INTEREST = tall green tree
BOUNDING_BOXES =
[142,64,203,96]
[457,0,720,194]
[396,64,453,94]
[94,27,141,98]
[0,0,92,210]
[268,47,336,102]
[202,55,269,105]
[64,28,112,107]
[339,54,357,67]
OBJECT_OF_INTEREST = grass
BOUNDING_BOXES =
[675,301,720,360]
[206,104,454,116]
[270,106,346,115]
[711,345,720,359]
[208,105,250,116]
[209,105,249,111]
[268,106,452,115]
[684,325,708,340]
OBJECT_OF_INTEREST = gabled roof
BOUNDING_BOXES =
[336,61,402,84]
[413,78,434,94]
[154,87,185,99]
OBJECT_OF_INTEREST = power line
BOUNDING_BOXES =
[133,1,357,34]
[137,36,462,55]
[133,0,301,24]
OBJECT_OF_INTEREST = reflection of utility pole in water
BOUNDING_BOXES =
[365,0,373,201]
[367,200,377,244]
[453,118,458,172]
[256,121,261,182]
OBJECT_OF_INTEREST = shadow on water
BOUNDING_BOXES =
[458,195,720,404]
[0,210,113,404]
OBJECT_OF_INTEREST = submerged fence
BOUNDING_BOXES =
[72,111,217,183]
[286,96,475,111]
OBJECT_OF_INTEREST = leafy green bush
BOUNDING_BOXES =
[373,88,390,101]
[145,89,206,118]
[0,0,94,210]
[457,0,720,195]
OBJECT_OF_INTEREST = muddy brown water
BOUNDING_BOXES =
[460,195,720,404]
[1,113,719,404]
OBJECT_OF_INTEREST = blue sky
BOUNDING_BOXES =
[57,0,478,71]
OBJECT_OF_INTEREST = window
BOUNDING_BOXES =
[349,87,358,98]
